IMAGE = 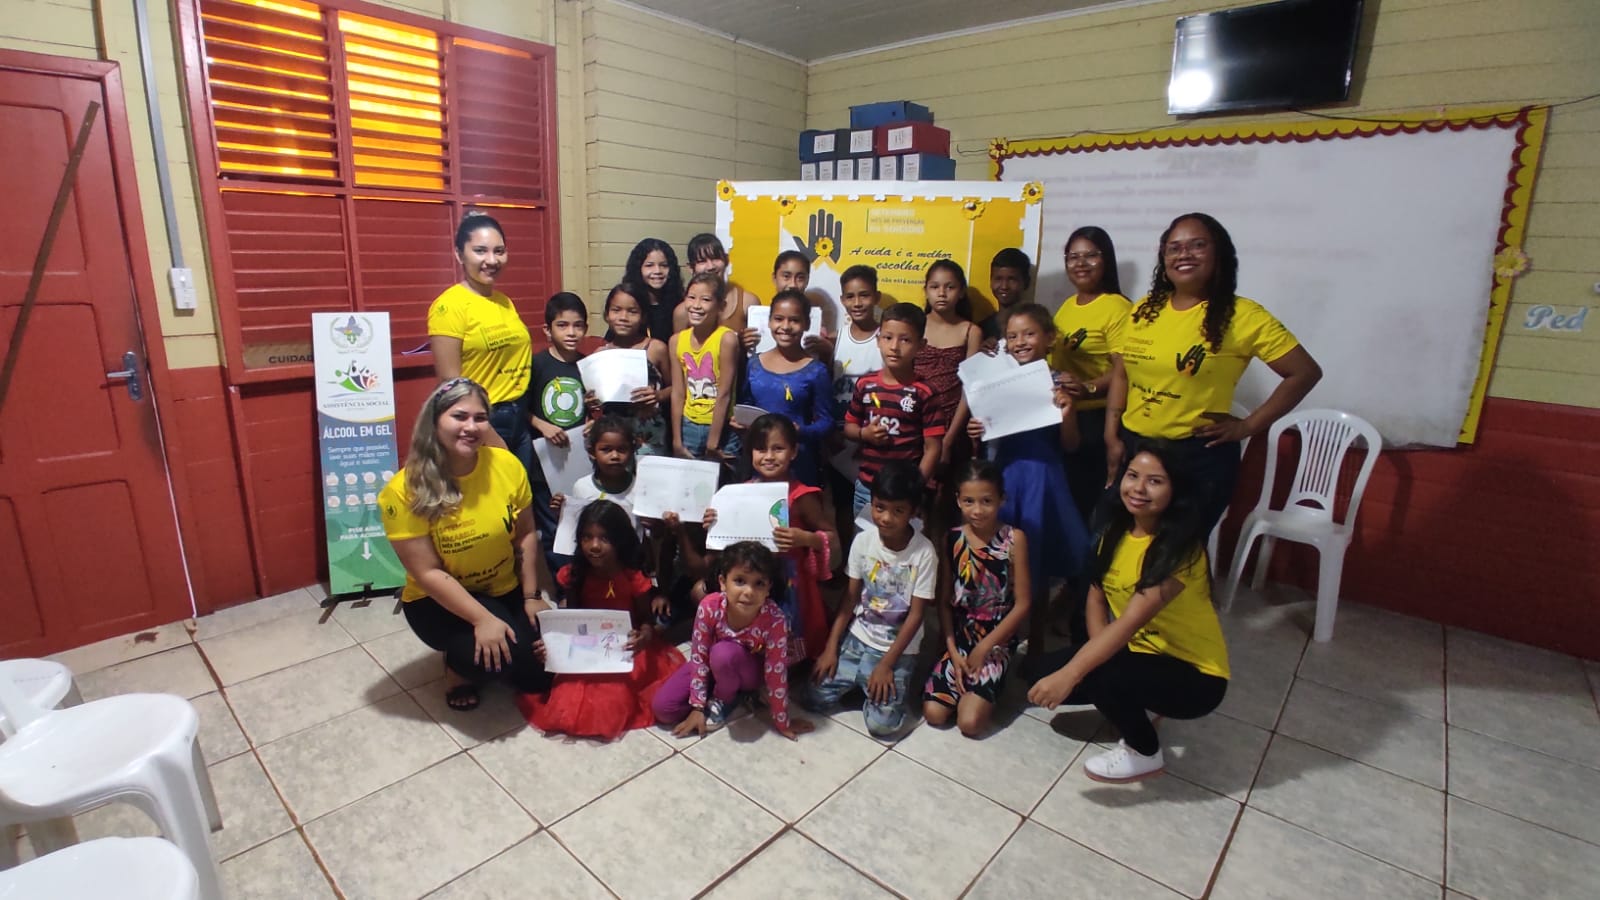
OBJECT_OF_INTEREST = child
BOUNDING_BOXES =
[739,290,834,486]
[803,462,936,739]
[652,542,816,739]
[742,251,832,357]
[918,260,982,470]
[622,238,683,342]
[520,500,682,741]
[553,416,638,518]
[978,247,1033,348]
[923,461,1032,738]
[528,292,590,558]
[831,265,884,416]
[593,282,671,456]
[1020,442,1229,783]
[843,303,941,517]
[967,304,1091,641]
[678,233,759,332]
[672,272,739,460]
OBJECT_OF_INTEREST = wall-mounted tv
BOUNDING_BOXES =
[1167,0,1364,116]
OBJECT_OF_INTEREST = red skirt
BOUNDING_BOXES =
[518,641,684,742]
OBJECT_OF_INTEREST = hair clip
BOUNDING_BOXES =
[433,376,477,398]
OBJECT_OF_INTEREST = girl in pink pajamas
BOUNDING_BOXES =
[652,542,816,740]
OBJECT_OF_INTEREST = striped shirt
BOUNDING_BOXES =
[845,372,943,485]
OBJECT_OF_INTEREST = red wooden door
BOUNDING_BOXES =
[0,67,190,656]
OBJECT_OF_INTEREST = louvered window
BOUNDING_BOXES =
[184,0,559,378]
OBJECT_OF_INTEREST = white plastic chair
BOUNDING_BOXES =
[1206,401,1254,569]
[0,676,222,899]
[1221,409,1382,642]
[0,836,197,899]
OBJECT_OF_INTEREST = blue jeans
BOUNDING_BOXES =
[680,420,741,459]
[802,632,913,737]
[852,478,872,519]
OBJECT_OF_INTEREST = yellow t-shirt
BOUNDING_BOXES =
[1102,533,1229,679]
[378,447,532,603]
[1051,292,1131,411]
[674,325,731,426]
[427,284,532,405]
[1116,296,1299,440]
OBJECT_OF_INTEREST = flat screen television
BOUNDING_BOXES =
[1167,0,1364,116]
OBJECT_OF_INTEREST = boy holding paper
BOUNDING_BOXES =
[843,303,942,518]
[529,293,590,561]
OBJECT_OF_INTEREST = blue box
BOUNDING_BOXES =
[899,153,955,181]
[849,101,933,129]
[798,128,850,162]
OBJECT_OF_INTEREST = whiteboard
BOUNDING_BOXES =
[998,122,1526,447]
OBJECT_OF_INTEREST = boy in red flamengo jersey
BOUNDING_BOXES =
[843,302,942,519]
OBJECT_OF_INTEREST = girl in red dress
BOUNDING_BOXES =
[520,500,683,740]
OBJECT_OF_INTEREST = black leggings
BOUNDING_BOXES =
[1020,645,1227,756]
[402,590,551,694]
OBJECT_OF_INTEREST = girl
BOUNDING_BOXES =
[672,272,740,460]
[712,414,839,663]
[592,282,671,456]
[553,416,638,517]
[1021,442,1229,783]
[520,500,681,741]
[1105,213,1322,533]
[967,304,1091,628]
[739,289,835,486]
[919,260,983,473]
[923,461,1032,738]
[1052,226,1132,527]
[622,238,684,342]
[678,233,759,332]
[652,542,816,739]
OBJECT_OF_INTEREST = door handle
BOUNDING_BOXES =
[105,350,143,401]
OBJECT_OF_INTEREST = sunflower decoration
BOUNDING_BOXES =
[716,180,736,202]
[814,236,835,259]
[777,196,798,217]
[989,137,1010,159]
[1023,182,1044,205]
[1493,247,1529,281]
[962,199,987,221]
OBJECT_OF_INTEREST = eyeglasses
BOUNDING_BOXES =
[1164,238,1211,258]
[1066,251,1102,264]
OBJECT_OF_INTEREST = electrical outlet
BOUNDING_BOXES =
[169,267,197,310]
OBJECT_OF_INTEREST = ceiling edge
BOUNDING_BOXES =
[602,0,809,65]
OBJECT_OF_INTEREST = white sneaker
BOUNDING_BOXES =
[1084,740,1165,783]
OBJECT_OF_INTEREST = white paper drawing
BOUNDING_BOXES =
[705,482,788,550]
[962,360,1061,440]
[578,349,649,404]
[533,425,592,497]
[536,609,634,674]
[552,496,590,556]
[631,456,721,520]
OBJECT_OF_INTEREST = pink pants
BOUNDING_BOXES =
[651,640,761,723]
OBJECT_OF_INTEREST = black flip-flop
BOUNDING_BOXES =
[445,683,480,711]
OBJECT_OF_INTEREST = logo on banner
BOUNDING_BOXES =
[330,315,375,351]
[330,364,382,394]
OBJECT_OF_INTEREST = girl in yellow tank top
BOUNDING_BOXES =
[671,273,739,459]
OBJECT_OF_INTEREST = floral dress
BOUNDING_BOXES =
[925,524,1018,706]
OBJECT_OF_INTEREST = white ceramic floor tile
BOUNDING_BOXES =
[706,831,894,899]
[226,645,402,745]
[221,833,337,900]
[967,820,1182,899]
[1446,629,1600,769]
[76,644,215,701]
[894,708,1078,813]
[1249,736,1444,881]
[800,752,1020,900]
[207,752,298,860]
[1217,588,1313,671]
[1447,726,1600,845]
[427,832,613,899]
[362,627,444,690]
[1146,712,1270,802]
[1030,757,1239,897]
[1211,809,1438,900]
[470,726,671,825]
[193,691,251,763]
[200,611,355,686]
[1277,678,1445,788]
[686,709,884,821]
[257,692,458,821]
[410,678,529,750]
[555,756,782,900]
[1296,603,1443,720]
[1447,797,1600,900]
[327,595,408,642]
[307,755,535,900]
[193,588,323,641]
[46,620,193,676]
[1214,644,1297,731]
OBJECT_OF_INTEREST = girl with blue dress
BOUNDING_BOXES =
[739,289,835,486]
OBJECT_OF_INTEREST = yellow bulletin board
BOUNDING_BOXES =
[715,180,1045,333]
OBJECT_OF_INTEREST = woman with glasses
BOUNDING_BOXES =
[1104,213,1322,536]
[380,378,552,711]
[1051,226,1133,527]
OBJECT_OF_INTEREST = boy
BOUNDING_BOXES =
[979,247,1034,348]
[804,461,936,738]
[528,292,589,558]
[831,264,884,415]
[843,303,941,518]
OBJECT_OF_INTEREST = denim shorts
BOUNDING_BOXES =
[681,419,741,459]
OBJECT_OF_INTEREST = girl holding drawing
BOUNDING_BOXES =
[521,500,682,741]
[1104,213,1323,533]
[379,378,551,712]
[592,282,671,457]
[672,272,741,460]
[739,289,835,486]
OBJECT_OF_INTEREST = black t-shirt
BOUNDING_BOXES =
[530,349,585,429]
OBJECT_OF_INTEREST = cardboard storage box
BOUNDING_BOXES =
[875,122,950,157]
[900,153,956,181]
[875,156,899,180]
[798,128,851,162]
[850,100,933,129]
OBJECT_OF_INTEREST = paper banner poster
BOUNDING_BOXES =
[715,180,1045,334]
[312,312,405,595]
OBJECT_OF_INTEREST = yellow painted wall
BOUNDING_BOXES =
[808,0,1600,408]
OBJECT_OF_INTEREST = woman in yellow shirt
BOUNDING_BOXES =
[379,378,551,710]
[1104,213,1322,532]
[428,212,534,464]
[1022,441,1228,783]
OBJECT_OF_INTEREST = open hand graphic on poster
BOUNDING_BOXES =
[793,209,843,265]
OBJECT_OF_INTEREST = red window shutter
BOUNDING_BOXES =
[352,198,456,354]
[337,12,448,191]
[477,205,552,324]
[221,189,351,352]
[453,40,549,203]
